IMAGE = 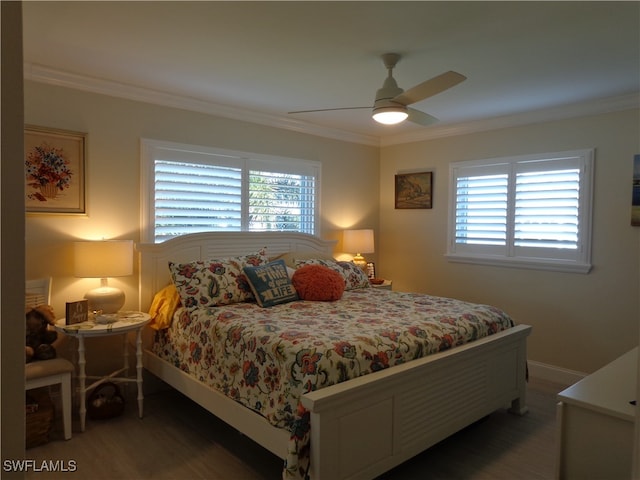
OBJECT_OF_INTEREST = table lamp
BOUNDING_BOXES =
[343,229,374,270]
[74,240,133,313]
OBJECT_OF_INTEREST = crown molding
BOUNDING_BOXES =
[379,92,640,147]
[24,63,380,147]
[25,64,638,148]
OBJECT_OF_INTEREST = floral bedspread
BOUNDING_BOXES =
[152,288,514,479]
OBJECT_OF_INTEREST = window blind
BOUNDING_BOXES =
[154,161,242,242]
[455,173,508,246]
[514,168,580,249]
[143,140,320,243]
[448,149,593,273]
[248,170,316,233]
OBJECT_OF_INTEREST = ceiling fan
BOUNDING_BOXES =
[289,53,466,126]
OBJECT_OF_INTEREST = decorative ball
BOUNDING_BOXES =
[292,264,345,301]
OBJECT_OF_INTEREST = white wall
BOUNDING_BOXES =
[379,109,640,374]
[24,81,379,373]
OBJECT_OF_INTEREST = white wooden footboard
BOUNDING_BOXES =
[301,324,531,480]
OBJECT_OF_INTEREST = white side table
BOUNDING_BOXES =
[55,311,150,432]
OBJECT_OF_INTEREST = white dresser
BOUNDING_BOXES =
[556,347,637,479]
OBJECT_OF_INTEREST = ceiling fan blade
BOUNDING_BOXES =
[393,71,466,106]
[407,108,439,126]
[288,106,371,114]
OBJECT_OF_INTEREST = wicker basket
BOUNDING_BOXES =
[87,382,125,420]
[26,388,54,448]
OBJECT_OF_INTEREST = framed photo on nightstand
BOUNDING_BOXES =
[366,262,376,279]
[65,300,89,325]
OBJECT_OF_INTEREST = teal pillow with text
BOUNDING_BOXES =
[243,259,299,308]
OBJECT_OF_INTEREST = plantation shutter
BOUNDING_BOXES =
[514,166,580,249]
[248,170,316,232]
[512,155,585,261]
[448,150,593,272]
[455,171,509,246]
[154,160,242,242]
[452,163,510,256]
[247,158,317,234]
[143,140,320,243]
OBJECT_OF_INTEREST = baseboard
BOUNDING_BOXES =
[528,360,587,388]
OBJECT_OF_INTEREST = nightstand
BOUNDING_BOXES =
[55,311,150,431]
[371,280,392,291]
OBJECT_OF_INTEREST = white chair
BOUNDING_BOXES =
[25,278,73,440]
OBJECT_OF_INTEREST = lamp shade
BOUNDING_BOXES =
[74,240,133,314]
[74,240,133,278]
[343,229,374,255]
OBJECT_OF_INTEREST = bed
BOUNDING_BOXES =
[138,231,531,480]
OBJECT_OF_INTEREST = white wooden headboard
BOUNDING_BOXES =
[137,231,336,311]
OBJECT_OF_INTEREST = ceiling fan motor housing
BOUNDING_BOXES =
[373,75,406,114]
[375,75,404,103]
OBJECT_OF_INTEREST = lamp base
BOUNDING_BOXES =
[352,253,367,271]
[84,286,125,314]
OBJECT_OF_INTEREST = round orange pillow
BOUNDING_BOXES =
[291,264,345,301]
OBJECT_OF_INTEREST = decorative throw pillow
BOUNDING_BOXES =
[169,249,268,309]
[336,261,371,290]
[243,259,299,308]
[148,283,181,330]
[271,251,337,268]
[294,258,371,290]
[292,264,345,301]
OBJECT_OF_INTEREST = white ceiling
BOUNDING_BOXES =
[22,1,640,146]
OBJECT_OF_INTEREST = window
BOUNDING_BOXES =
[447,149,594,273]
[141,139,320,243]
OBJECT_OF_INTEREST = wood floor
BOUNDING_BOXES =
[25,378,562,480]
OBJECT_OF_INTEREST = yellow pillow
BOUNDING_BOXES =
[148,283,181,330]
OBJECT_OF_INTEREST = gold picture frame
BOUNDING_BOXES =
[395,171,433,209]
[25,125,86,214]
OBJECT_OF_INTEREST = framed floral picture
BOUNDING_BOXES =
[395,171,433,209]
[25,126,86,214]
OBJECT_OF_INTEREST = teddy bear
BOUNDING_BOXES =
[25,305,58,363]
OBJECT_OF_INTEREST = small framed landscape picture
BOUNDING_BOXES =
[25,125,87,214]
[395,171,433,209]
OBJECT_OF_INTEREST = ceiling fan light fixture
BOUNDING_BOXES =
[372,106,408,125]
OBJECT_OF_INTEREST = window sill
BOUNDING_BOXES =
[445,253,592,274]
